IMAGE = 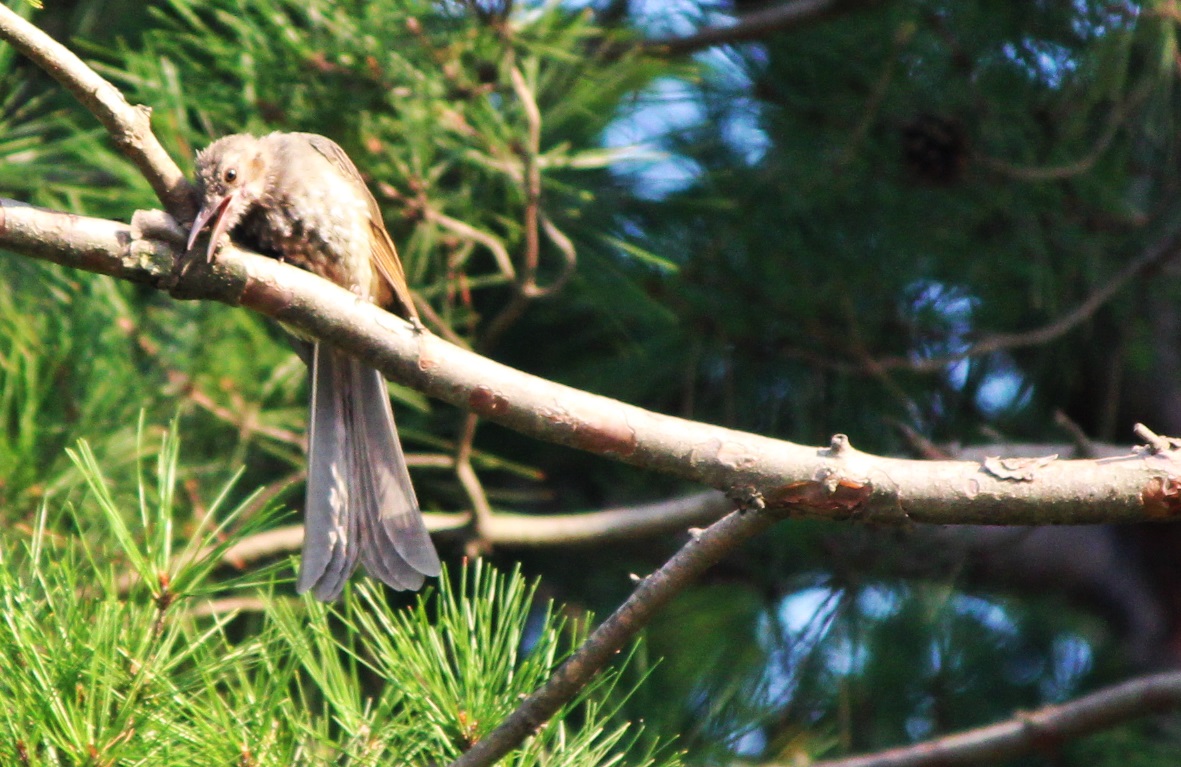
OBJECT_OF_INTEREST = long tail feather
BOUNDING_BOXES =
[296,343,439,600]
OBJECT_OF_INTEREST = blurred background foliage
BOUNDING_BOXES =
[4,0,1181,763]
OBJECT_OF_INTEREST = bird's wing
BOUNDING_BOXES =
[302,133,420,320]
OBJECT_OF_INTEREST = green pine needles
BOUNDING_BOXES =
[0,422,675,767]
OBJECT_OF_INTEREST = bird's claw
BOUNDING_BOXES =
[129,209,190,289]
[131,209,187,247]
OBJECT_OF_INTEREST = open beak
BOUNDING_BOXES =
[186,192,236,262]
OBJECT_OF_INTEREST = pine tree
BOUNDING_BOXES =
[4,0,1181,765]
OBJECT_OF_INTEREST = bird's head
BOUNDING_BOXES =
[187,134,270,260]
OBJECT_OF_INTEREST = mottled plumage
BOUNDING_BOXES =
[188,132,440,600]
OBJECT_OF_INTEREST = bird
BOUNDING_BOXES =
[186,131,441,600]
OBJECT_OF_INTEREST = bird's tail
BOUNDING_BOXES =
[297,343,441,600]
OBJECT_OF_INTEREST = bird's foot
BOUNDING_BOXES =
[131,209,187,248]
[129,209,189,289]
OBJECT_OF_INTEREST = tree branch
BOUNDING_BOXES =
[481,490,730,544]
[645,0,858,56]
[812,671,1181,767]
[851,227,1181,375]
[0,12,1175,728]
[4,199,1181,527]
[6,13,1177,767]
[449,502,781,767]
[208,491,732,572]
[976,79,1148,183]
[0,5,197,220]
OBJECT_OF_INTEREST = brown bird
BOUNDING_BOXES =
[187,131,440,600]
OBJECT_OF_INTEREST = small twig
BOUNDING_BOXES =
[417,74,573,354]
[107,490,729,599]
[479,66,547,351]
[447,504,781,767]
[209,525,308,567]
[839,24,907,168]
[1133,422,1179,455]
[780,227,1181,378]
[511,65,542,285]
[413,293,472,348]
[113,490,727,600]
[167,492,731,578]
[115,472,303,596]
[455,412,495,554]
[424,206,517,280]
[1054,410,1096,459]
[485,491,730,544]
[886,418,951,460]
[183,477,211,530]
[842,297,919,415]
[180,376,305,448]
[407,454,460,469]
[229,468,305,528]
[977,81,1150,183]
[0,5,196,220]
[813,671,1181,767]
[528,212,578,298]
[478,291,529,352]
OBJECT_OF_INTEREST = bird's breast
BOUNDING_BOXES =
[246,174,377,300]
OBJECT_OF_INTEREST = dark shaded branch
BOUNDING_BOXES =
[645,0,856,56]
[813,671,1181,767]
[779,228,1181,377]
[449,503,781,767]
[0,5,197,220]
[977,78,1147,183]
[865,228,1181,374]
[5,200,1181,527]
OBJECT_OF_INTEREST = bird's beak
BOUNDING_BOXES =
[186,191,236,262]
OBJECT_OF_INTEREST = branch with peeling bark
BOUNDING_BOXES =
[5,198,1181,526]
[813,670,1181,767]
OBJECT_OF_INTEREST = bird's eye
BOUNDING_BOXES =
[224,168,238,183]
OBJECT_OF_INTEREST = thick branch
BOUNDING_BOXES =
[449,503,780,767]
[814,671,1181,767]
[5,200,1181,526]
[0,5,196,219]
